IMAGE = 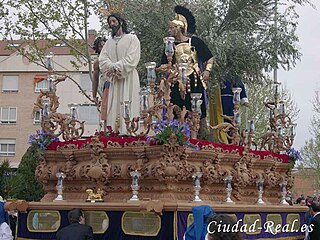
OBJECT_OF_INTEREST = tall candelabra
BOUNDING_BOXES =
[256,178,265,205]
[260,82,296,153]
[192,172,203,202]
[34,52,84,141]
[279,180,289,205]
[129,170,141,201]
[54,171,66,201]
[224,175,235,204]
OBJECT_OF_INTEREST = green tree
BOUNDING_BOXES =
[300,90,320,190]
[9,146,45,201]
[121,0,312,88]
[0,159,12,198]
[2,0,312,88]
[1,0,102,101]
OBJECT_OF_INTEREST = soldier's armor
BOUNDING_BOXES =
[174,39,201,77]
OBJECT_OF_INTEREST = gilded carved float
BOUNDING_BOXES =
[35,134,293,204]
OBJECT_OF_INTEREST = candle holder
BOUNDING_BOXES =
[45,52,54,71]
[121,101,131,120]
[256,179,266,205]
[41,101,50,119]
[47,75,56,92]
[279,181,289,205]
[129,170,141,201]
[224,176,235,204]
[140,88,149,113]
[192,172,203,202]
[178,63,188,84]
[163,37,175,63]
[232,87,242,110]
[191,93,202,113]
[188,93,202,139]
[68,103,78,120]
[273,82,280,105]
[121,101,139,135]
[54,171,66,201]
[233,109,241,127]
[145,62,157,83]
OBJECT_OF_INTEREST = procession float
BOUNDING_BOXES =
[4,38,308,240]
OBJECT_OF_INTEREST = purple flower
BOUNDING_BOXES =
[151,119,193,146]
[287,148,303,162]
[28,129,57,150]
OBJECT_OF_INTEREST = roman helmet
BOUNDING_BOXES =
[170,5,196,35]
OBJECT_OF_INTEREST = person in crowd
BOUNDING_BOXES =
[99,11,140,134]
[306,197,313,223]
[309,200,320,240]
[305,197,314,240]
[92,36,107,103]
[206,214,243,240]
[56,208,94,240]
[0,196,13,240]
[160,5,214,130]
[184,205,214,240]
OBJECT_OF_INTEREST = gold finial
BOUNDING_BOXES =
[99,0,125,17]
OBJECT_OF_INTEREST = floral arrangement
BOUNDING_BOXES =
[151,119,191,146]
[28,129,58,150]
[94,126,120,138]
[287,148,302,169]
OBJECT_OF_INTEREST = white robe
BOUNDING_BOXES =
[0,222,13,240]
[99,34,141,134]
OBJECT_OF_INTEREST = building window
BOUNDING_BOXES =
[0,107,17,124]
[0,139,16,156]
[2,75,19,92]
[54,43,67,47]
[78,104,99,125]
[35,80,48,92]
[7,43,20,48]
[33,110,41,124]
[80,73,92,92]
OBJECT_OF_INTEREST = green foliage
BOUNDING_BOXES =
[9,145,45,201]
[198,127,217,142]
[300,90,320,189]
[121,0,311,88]
[2,0,311,89]
[0,159,12,198]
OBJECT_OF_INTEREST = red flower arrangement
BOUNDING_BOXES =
[94,126,120,138]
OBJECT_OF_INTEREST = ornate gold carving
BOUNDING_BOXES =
[100,0,125,17]
[34,76,85,141]
[35,156,52,184]
[202,154,229,184]
[151,134,195,184]
[36,139,292,204]
[210,121,240,145]
[263,161,282,188]
[81,137,112,186]
[231,153,258,200]
[86,188,104,202]
[57,144,78,150]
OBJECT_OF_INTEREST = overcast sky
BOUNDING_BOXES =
[279,2,320,150]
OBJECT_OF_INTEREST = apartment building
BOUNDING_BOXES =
[0,31,99,167]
